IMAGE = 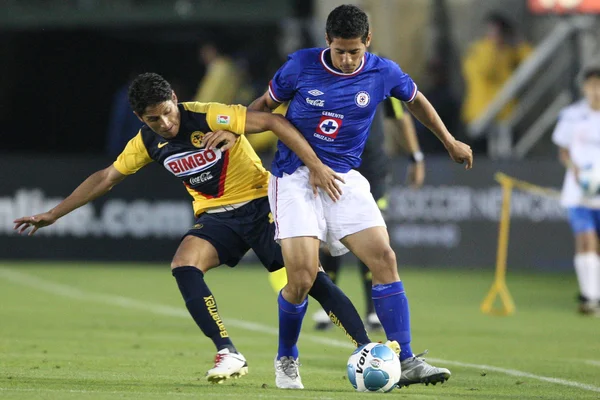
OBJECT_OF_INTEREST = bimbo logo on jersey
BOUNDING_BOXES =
[164,149,220,177]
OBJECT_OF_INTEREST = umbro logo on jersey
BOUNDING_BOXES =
[308,89,324,96]
[158,142,169,148]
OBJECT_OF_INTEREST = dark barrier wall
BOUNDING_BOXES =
[386,158,572,271]
[0,155,574,270]
[0,155,192,262]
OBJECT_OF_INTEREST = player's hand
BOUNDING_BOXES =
[406,161,425,188]
[13,212,57,236]
[308,163,345,202]
[201,130,239,151]
[445,139,473,170]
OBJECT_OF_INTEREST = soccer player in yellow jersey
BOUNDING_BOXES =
[14,73,374,383]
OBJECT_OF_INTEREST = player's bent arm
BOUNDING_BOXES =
[245,111,322,170]
[405,92,454,147]
[248,91,280,112]
[406,91,472,169]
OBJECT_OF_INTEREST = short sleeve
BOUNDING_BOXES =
[268,55,303,103]
[206,103,247,135]
[385,60,418,103]
[113,131,153,175]
[552,110,573,149]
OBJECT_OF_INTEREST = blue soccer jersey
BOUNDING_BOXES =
[269,48,417,176]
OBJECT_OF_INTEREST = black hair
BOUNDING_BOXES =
[485,12,514,38]
[582,66,600,81]
[326,4,370,44]
[128,72,173,115]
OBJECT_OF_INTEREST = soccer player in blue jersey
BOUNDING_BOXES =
[250,4,472,389]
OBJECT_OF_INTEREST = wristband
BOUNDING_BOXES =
[409,151,424,163]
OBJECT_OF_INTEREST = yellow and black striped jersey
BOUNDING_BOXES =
[113,102,270,216]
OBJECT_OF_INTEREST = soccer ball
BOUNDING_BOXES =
[347,343,401,392]
[579,164,600,196]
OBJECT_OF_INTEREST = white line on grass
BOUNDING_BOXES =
[0,387,330,399]
[2,267,600,394]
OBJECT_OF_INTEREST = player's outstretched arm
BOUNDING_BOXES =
[248,91,280,112]
[245,110,345,201]
[405,92,473,170]
[13,165,127,236]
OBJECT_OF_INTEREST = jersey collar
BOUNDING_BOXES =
[320,48,366,77]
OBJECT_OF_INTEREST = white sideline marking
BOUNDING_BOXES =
[0,387,330,399]
[2,268,600,394]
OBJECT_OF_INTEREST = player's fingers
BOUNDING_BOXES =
[465,155,473,170]
[18,224,30,235]
[334,174,345,184]
[325,186,338,202]
[312,183,318,198]
[331,180,342,199]
[204,133,222,149]
[29,226,39,236]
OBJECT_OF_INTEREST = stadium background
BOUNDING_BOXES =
[2,1,600,399]
[2,0,597,270]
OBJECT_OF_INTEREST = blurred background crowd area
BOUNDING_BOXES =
[1,0,599,160]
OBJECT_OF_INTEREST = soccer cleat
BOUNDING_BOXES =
[365,312,383,331]
[398,350,451,388]
[274,356,304,389]
[578,301,600,316]
[205,348,248,384]
[312,309,333,331]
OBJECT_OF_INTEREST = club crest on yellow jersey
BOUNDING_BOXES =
[191,131,205,148]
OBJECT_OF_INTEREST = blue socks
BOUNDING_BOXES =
[172,266,236,353]
[372,281,413,361]
[277,291,308,359]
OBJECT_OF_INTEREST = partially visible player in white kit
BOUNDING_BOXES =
[249,4,473,390]
[552,65,600,316]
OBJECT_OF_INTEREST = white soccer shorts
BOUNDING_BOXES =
[268,166,386,256]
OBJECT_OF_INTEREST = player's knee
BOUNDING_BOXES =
[170,258,212,274]
[285,269,317,300]
[380,246,397,268]
[369,246,399,283]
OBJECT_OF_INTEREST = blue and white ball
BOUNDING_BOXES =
[579,164,600,196]
[347,343,401,392]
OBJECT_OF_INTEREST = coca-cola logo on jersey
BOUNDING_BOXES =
[164,149,220,177]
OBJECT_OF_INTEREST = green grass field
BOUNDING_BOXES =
[1,262,600,399]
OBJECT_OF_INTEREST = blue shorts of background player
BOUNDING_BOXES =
[568,207,600,235]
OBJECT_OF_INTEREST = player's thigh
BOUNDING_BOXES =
[268,167,326,242]
[280,236,321,289]
[174,214,249,272]
[568,207,598,253]
[324,170,386,257]
[340,226,399,284]
[245,197,285,272]
[171,235,220,272]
